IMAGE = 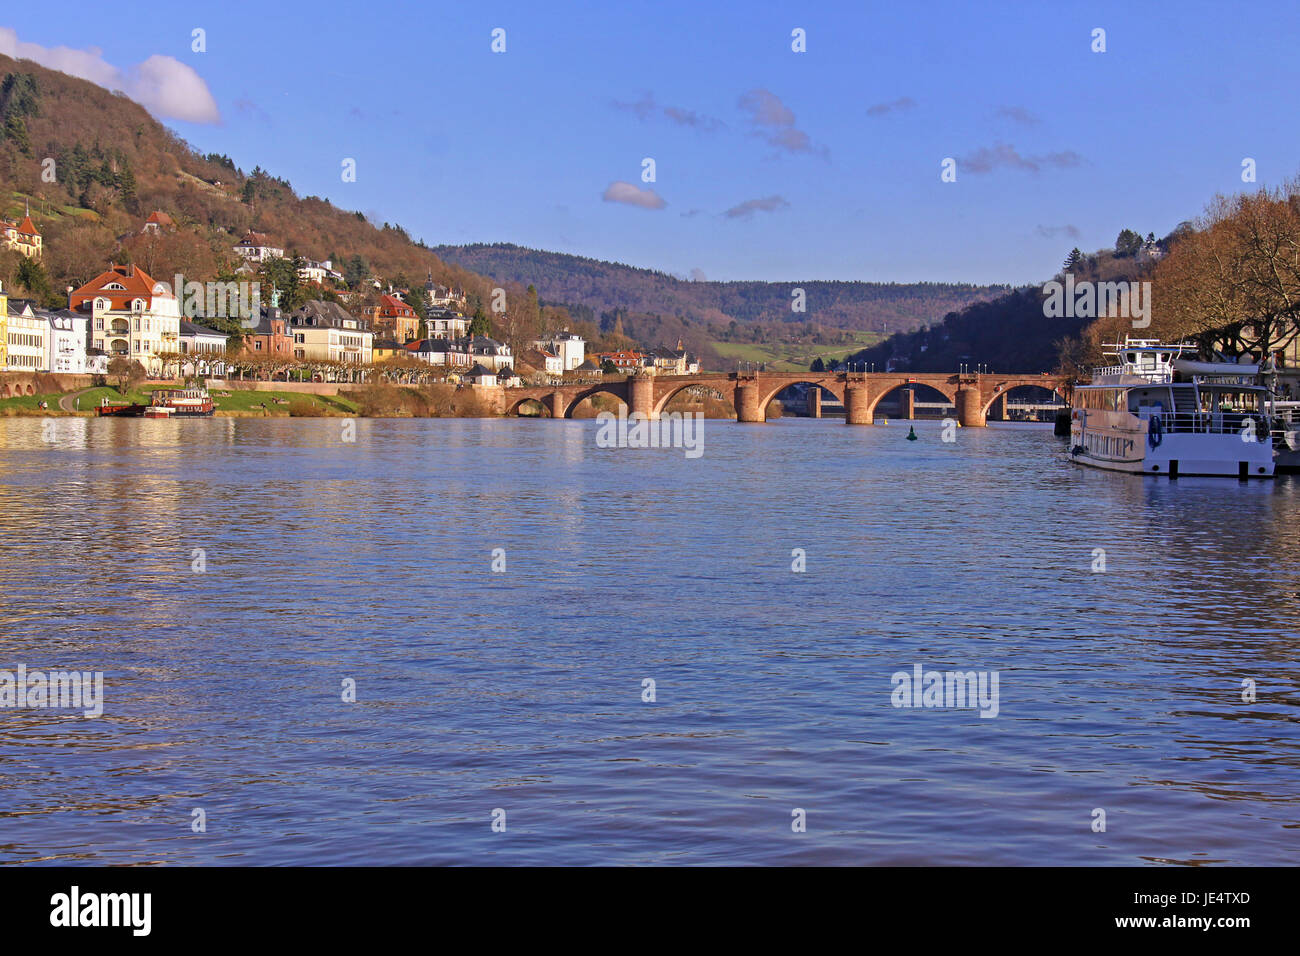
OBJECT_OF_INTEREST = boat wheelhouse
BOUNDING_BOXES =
[1069,338,1273,478]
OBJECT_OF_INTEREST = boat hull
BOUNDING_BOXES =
[1070,409,1274,477]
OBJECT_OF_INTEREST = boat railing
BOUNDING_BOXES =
[1153,410,1268,435]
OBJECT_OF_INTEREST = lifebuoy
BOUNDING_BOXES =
[1148,415,1163,448]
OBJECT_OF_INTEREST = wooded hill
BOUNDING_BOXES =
[431,242,1010,336]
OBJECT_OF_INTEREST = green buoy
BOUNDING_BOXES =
[906,426,918,441]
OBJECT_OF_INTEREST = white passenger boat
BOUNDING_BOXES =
[1069,338,1274,478]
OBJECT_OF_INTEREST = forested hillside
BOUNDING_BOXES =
[432,243,1009,335]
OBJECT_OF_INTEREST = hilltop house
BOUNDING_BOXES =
[70,264,182,375]
[232,231,284,263]
[425,275,466,309]
[1,205,42,260]
[298,259,344,285]
[141,211,175,235]
[286,300,373,364]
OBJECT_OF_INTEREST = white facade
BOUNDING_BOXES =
[426,312,470,340]
[298,259,344,284]
[536,331,585,370]
[179,322,229,376]
[44,311,89,374]
[233,233,284,263]
[6,307,48,371]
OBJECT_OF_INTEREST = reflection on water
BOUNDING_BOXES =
[0,417,1297,865]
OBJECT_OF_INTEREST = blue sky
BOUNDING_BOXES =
[4,0,1298,284]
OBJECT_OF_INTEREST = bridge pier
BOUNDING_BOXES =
[845,383,872,425]
[902,387,915,420]
[957,385,986,427]
[629,375,656,419]
[808,388,821,419]
[547,391,566,419]
[734,380,765,423]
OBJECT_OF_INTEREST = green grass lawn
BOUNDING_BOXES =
[711,331,884,372]
[206,388,358,414]
[1,384,358,416]
[0,391,69,411]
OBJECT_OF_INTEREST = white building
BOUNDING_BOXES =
[298,259,344,285]
[232,231,284,263]
[178,320,229,376]
[425,307,470,340]
[534,331,585,370]
[6,300,48,371]
[43,310,90,374]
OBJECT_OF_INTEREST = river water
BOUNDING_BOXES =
[0,416,1297,865]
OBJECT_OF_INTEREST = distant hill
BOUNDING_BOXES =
[431,243,1010,335]
[845,242,1166,373]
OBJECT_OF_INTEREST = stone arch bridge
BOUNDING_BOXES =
[502,371,1074,426]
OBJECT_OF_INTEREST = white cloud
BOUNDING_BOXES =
[602,181,667,210]
[0,28,221,124]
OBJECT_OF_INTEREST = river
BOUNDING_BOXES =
[0,416,1296,864]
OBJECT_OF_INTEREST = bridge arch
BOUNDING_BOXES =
[755,378,845,415]
[505,394,553,417]
[866,381,957,420]
[652,379,737,417]
[564,382,629,419]
[980,381,1070,417]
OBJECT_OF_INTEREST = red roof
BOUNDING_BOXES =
[16,215,38,237]
[69,264,174,311]
[376,294,416,318]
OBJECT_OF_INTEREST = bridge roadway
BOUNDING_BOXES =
[501,370,1074,426]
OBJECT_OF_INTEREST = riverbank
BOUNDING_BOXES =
[0,382,747,419]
